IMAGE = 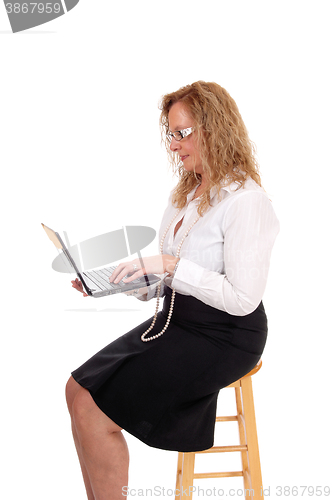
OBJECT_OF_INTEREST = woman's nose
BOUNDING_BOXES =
[169,137,181,152]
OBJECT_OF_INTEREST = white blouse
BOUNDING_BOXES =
[147,177,280,316]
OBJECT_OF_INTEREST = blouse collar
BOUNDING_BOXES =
[186,181,242,205]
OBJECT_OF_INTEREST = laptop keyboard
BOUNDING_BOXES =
[83,266,141,291]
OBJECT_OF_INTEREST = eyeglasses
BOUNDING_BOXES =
[166,127,195,142]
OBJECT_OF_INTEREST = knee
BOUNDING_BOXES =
[71,388,124,436]
[71,387,96,432]
[65,375,82,416]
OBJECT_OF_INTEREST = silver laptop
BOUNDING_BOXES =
[42,223,160,297]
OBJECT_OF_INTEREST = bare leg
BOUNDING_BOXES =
[66,377,96,500]
[66,376,129,500]
[71,421,96,500]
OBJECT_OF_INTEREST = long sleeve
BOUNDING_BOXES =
[171,190,280,315]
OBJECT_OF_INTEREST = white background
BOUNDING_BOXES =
[1,1,331,499]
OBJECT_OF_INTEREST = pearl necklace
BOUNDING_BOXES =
[141,209,200,342]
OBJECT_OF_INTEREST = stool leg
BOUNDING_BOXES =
[175,452,195,500]
[241,376,264,500]
[235,386,251,495]
[175,453,184,497]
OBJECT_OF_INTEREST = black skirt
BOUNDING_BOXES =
[72,287,267,452]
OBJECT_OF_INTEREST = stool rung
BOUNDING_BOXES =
[216,416,238,422]
[194,471,244,479]
[198,445,247,454]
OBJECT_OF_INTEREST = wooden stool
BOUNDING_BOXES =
[175,360,264,500]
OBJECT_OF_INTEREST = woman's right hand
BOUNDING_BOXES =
[71,278,88,297]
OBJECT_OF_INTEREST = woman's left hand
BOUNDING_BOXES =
[109,254,179,284]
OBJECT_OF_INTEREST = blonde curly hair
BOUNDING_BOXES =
[159,81,262,215]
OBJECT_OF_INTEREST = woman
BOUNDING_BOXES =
[67,81,279,500]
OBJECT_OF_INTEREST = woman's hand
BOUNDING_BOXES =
[71,278,89,297]
[109,254,179,284]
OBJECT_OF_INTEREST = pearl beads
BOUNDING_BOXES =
[141,210,200,342]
